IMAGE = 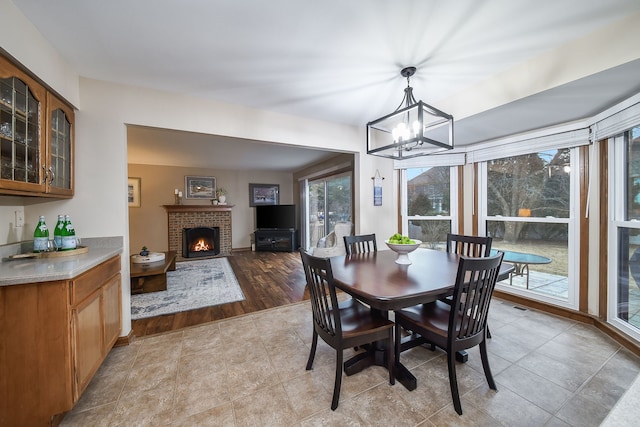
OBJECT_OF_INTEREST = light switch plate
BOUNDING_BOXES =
[15,210,24,227]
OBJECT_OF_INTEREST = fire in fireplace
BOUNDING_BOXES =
[182,227,220,258]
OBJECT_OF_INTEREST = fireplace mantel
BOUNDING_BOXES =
[163,205,234,213]
[164,205,233,259]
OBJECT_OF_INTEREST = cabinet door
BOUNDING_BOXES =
[46,94,74,196]
[0,55,47,194]
[72,289,103,400]
[102,274,121,351]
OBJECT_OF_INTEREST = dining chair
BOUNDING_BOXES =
[446,233,492,257]
[394,252,504,415]
[343,233,377,255]
[444,233,494,338]
[299,249,395,410]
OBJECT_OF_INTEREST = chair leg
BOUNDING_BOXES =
[486,324,492,339]
[479,339,497,390]
[447,350,463,415]
[306,330,318,370]
[331,350,343,410]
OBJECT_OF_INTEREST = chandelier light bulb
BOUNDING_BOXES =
[393,122,410,142]
[412,120,421,136]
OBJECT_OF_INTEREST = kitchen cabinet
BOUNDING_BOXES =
[0,255,121,426]
[0,53,74,197]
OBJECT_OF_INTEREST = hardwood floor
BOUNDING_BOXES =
[131,250,309,338]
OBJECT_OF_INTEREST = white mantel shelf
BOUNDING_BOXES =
[163,205,234,213]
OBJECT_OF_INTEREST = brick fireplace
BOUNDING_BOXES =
[164,205,233,260]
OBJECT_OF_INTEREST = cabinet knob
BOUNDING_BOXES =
[48,167,54,185]
[41,164,48,184]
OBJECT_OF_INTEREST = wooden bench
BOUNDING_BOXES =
[130,251,177,294]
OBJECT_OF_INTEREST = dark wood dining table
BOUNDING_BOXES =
[329,247,513,391]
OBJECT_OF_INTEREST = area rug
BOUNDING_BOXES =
[131,257,245,320]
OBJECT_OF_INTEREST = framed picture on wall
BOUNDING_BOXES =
[185,175,216,199]
[128,177,141,207]
[249,183,279,206]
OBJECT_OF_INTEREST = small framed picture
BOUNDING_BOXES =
[128,177,141,208]
[185,176,216,199]
[249,183,279,206]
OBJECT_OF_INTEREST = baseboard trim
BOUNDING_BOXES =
[493,290,640,357]
[114,330,135,347]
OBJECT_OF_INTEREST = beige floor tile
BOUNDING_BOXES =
[427,398,502,426]
[495,364,572,413]
[299,405,367,426]
[283,370,335,418]
[60,402,117,427]
[466,382,552,426]
[170,402,235,427]
[181,322,223,355]
[173,364,231,419]
[123,358,179,394]
[345,382,425,426]
[111,385,175,426]
[516,351,593,392]
[72,369,128,413]
[225,355,280,401]
[555,393,611,427]
[232,383,298,426]
[267,339,315,382]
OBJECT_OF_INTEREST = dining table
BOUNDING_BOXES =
[329,247,513,391]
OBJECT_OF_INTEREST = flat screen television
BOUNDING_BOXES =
[256,204,296,230]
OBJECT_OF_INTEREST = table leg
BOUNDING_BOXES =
[344,351,375,374]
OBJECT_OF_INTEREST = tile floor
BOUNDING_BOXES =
[62,298,640,427]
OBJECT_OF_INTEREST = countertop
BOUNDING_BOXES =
[0,237,123,286]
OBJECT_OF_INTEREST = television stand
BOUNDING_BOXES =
[254,229,298,252]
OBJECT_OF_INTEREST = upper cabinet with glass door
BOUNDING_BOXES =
[46,95,74,196]
[0,54,74,197]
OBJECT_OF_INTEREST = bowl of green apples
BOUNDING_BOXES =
[385,234,422,265]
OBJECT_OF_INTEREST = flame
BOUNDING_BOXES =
[193,239,211,251]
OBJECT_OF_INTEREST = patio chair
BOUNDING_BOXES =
[312,222,352,257]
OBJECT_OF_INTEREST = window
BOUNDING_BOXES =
[609,126,640,340]
[479,148,579,307]
[402,166,456,249]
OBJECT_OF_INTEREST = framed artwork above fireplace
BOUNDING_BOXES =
[185,175,216,199]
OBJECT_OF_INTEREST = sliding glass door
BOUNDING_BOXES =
[307,172,352,248]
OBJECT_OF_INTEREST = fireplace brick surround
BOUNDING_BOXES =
[164,205,233,260]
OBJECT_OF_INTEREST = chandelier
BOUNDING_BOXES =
[367,66,454,160]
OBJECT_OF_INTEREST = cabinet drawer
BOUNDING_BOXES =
[71,255,120,305]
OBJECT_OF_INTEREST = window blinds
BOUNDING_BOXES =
[393,152,466,169]
[591,93,640,141]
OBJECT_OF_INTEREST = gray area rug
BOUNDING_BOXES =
[131,257,245,320]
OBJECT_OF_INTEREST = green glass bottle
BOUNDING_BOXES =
[61,214,77,251]
[53,214,64,250]
[33,215,49,253]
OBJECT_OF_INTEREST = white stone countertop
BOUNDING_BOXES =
[0,237,123,286]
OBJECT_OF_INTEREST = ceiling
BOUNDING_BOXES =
[12,0,640,171]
